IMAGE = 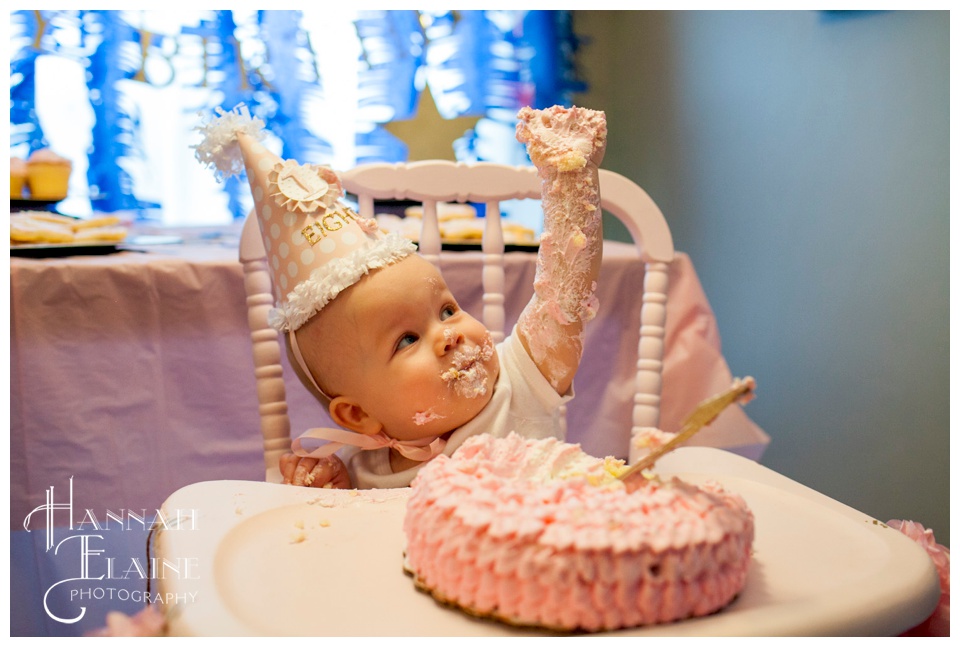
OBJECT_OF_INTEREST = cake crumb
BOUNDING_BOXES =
[318,519,331,528]
[290,532,306,544]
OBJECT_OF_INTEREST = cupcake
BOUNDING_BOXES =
[26,148,72,200]
[10,157,28,198]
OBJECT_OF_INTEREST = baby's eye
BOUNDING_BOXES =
[395,333,418,352]
[440,305,457,321]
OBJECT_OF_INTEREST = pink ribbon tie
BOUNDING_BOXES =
[292,427,447,462]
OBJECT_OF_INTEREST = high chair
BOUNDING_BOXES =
[239,160,675,482]
[156,166,936,639]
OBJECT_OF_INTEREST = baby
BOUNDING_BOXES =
[195,104,606,489]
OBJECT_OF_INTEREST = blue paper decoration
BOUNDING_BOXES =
[420,10,490,119]
[9,9,584,218]
[182,10,258,219]
[356,124,409,165]
[522,10,585,110]
[354,10,424,122]
[185,10,335,219]
[83,10,158,212]
[352,10,585,165]
[256,10,332,164]
[9,11,47,153]
[353,10,425,164]
[448,10,585,165]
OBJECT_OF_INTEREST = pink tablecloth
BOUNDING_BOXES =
[10,240,768,525]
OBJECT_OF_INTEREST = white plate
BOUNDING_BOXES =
[155,448,939,636]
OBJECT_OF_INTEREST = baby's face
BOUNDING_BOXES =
[323,255,499,441]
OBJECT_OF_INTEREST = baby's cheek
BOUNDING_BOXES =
[407,356,447,394]
[487,349,501,381]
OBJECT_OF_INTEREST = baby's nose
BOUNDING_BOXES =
[438,327,464,355]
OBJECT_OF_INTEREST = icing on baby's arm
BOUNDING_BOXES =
[514,106,607,394]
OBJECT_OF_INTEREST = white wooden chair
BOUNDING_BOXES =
[239,161,675,482]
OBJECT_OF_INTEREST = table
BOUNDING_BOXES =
[10,233,769,635]
[11,235,768,522]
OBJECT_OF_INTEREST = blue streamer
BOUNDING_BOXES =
[355,10,424,121]
[185,10,335,219]
[182,10,259,219]
[10,9,584,214]
[420,10,490,119]
[353,10,424,162]
[256,10,332,164]
[9,11,46,152]
[523,11,585,109]
[82,10,156,213]
[355,124,408,165]
[446,10,587,165]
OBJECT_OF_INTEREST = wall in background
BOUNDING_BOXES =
[575,10,949,545]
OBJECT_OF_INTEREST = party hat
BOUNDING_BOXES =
[193,104,415,333]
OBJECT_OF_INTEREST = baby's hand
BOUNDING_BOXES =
[280,452,352,489]
[516,105,607,173]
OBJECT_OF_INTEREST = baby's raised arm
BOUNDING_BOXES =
[515,106,607,395]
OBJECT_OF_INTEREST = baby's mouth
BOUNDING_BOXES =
[441,338,494,398]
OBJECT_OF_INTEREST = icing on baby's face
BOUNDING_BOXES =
[413,408,445,426]
[440,332,495,398]
[318,255,499,442]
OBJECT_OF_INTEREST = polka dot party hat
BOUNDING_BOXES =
[193,104,416,333]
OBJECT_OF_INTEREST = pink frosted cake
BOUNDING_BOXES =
[403,433,754,632]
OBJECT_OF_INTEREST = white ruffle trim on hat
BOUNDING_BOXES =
[192,104,266,181]
[268,233,418,332]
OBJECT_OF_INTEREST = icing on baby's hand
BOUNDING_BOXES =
[280,452,352,489]
[513,105,606,396]
[516,105,607,172]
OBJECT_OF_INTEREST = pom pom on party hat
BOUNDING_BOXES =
[193,105,415,332]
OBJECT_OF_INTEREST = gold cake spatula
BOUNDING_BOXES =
[619,376,756,489]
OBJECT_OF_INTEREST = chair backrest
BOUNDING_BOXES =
[240,160,674,481]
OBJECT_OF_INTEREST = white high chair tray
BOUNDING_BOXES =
[155,447,938,636]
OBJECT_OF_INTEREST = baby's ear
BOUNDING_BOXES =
[329,397,382,436]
